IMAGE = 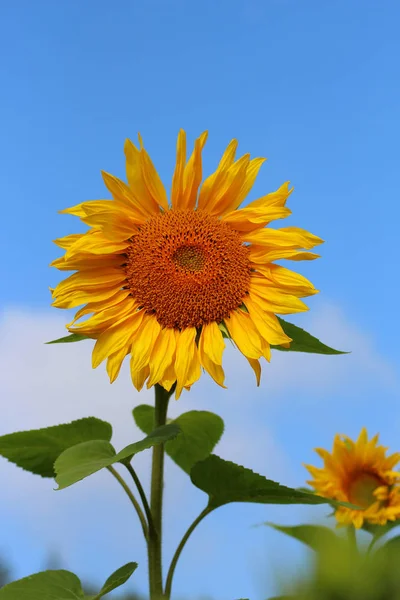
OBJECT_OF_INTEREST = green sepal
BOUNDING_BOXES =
[272,317,347,355]
[45,333,91,344]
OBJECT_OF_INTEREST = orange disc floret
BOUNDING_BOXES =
[125,209,251,330]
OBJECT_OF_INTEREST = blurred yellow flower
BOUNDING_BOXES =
[306,428,400,528]
[51,131,322,398]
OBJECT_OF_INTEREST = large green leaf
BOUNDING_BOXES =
[0,570,84,599]
[267,523,339,553]
[133,406,224,474]
[0,562,138,600]
[271,318,346,355]
[191,455,353,509]
[0,418,112,478]
[45,333,91,344]
[94,562,137,599]
[55,424,181,489]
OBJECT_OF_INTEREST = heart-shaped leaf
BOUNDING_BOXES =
[0,570,84,599]
[55,424,181,489]
[267,523,339,553]
[0,418,112,478]
[133,406,224,474]
[191,455,355,509]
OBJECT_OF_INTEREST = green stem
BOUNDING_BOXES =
[124,462,155,535]
[107,465,148,541]
[148,384,171,600]
[164,507,212,600]
[347,524,357,553]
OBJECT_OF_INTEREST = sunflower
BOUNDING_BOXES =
[306,428,400,528]
[51,131,322,398]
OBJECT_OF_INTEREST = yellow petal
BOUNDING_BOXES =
[247,358,261,386]
[51,254,125,272]
[147,327,177,387]
[68,289,131,327]
[157,360,176,392]
[200,321,225,364]
[52,284,124,310]
[131,364,150,392]
[181,131,208,210]
[245,296,292,346]
[92,311,144,368]
[69,297,138,334]
[139,144,169,211]
[249,277,309,314]
[65,230,129,258]
[124,139,160,216]
[250,247,321,263]
[53,233,83,249]
[243,227,323,250]
[207,154,250,215]
[175,328,201,399]
[255,264,318,297]
[101,171,149,215]
[130,314,162,373]
[222,205,291,232]
[219,157,266,215]
[52,268,126,297]
[225,310,263,359]
[171,129,187,209]
[198,323,226,387]
[107,345,130,383]
[245,182,293,210]
[197,139,238,210]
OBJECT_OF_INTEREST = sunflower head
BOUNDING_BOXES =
[51,130,322,398]
[306,428,400,528]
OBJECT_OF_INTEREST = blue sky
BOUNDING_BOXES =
[1,0,400,598]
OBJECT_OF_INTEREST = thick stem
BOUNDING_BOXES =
[148,384,170,600]
[164,507,212,600]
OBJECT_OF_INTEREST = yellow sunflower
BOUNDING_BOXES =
[51,130,322,398]
[306,428,400,528]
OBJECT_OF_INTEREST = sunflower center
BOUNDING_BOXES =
[125,209,251,329]
[172,245,206,272]
[348,472,383,508]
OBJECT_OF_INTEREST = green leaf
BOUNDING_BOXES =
[132,405,154,435]
[94,562,137,599]
[362,519,400,542]
[267,523,339,553]
[0,570,84,599]
[0,418,112,478]
[45,333,91,344]
[55,424,181,489]
[191,455,354,509]
[133,406,224,474]
[271,318,347,355]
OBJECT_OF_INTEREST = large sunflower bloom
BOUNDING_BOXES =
[51,131,322,398]
[306,428,400,528]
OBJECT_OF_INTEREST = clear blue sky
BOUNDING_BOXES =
[1,0,400,598]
